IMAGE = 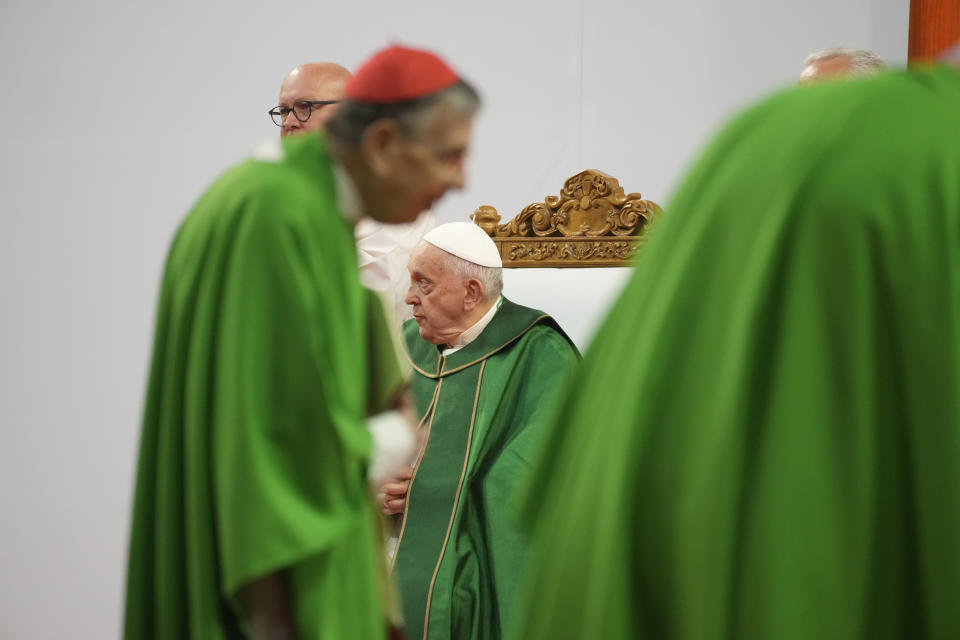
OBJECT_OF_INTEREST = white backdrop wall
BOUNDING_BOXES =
[0,1,907,637]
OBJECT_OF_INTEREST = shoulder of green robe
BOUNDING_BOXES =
[181,133,344,240]
[402,297,579,379]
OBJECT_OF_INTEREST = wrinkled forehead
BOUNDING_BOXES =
[278,69,348,104]
[409,241,457,276]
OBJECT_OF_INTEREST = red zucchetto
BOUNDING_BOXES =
[346,45,460,104]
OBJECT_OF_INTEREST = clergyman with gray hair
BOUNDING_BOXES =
[124,45,479,640]
[378,221,579,640]
[799,46,887,85]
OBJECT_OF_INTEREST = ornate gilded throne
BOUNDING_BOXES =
[469,169,662,268]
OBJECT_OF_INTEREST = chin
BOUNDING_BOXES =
[395,197,433,225]
[418,326,442,345]
[394,207,425,225]
[368,206,416,226]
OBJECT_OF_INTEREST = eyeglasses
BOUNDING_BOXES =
[268,100,341,126]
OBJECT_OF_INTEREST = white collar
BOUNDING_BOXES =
[250,137,285,162]
[442,296,502,357]
[333,160,364,225]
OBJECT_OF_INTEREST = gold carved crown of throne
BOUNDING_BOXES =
[470,170,662,267]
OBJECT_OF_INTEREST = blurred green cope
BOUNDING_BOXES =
[124,134,402,639]
[515,65,960,639]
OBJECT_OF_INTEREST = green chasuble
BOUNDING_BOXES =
[124,133,401,639]
[394,297,579,640]
[515,65,960,639]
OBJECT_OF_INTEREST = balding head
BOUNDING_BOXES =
[799,47,886,86]
[276,62,352,137]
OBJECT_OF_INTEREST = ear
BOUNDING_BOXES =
[360,118,403,177]
[463,279,483,311]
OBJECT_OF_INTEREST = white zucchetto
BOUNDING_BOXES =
[423,222,502,268]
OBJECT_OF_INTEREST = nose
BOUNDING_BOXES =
[447,154,468,189]
[448,165,465,191]
[282,111,301,134]
[404,284,419,307]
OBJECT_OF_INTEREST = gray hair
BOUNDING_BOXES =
[326,80,481,147]
[803,47,886,75]
[446,251,503,302]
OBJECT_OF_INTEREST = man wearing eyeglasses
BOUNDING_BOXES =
[271,62,350,137]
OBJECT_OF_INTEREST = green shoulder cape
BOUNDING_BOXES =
[393,297,579,640]
[515,66,960,639]
[124,133,399,639]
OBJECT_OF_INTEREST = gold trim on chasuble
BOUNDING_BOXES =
[389,357,487,640]
[404,315,550,379]
[390,376,444,571]
[421,360,484,639]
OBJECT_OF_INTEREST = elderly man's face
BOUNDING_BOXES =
[277,66,348,137]
[405,243,471,345]
[799,56,854,85]
[373,102,473,225]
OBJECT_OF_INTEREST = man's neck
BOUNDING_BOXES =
[330,147,381,226]
[331,160,364,226]
[442,297,500,354]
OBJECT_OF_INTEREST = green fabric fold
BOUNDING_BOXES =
[125,133,396,639]
[516,65,960,640]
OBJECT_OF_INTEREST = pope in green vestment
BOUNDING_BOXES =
[124,133,401,639]
[393,296,579,640]
[515,65,960,639]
